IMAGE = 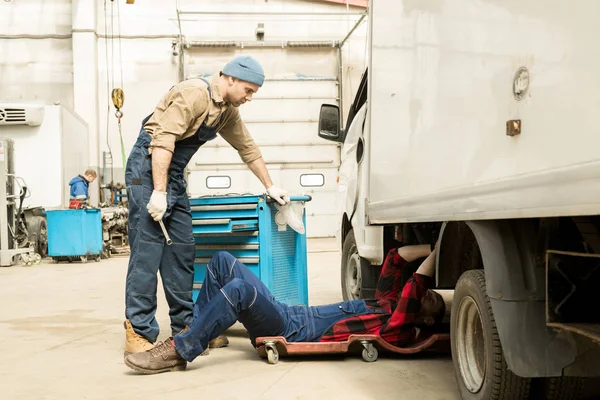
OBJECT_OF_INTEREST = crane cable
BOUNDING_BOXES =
[106,0,127,173]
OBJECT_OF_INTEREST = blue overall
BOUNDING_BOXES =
[174,252,373,362]
[125,79,219,341]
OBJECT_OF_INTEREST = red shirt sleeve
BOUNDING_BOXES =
[375,248,409,301]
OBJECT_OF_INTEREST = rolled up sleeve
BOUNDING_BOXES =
[219,110,262,164]
[149,89,207,153]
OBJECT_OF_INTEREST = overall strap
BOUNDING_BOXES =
[199,77,213,100]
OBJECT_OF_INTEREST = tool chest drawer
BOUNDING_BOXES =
[189,195,311,306]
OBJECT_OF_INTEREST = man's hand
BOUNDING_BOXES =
[267,185,290,206]
[147,190,167,221]
[244,157,290,205]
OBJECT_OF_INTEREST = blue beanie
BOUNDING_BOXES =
[222,56,265,87]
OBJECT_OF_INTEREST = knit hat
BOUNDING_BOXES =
[222,56,265,87]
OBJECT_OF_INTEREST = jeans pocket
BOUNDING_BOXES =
[284,306,309,342]
[125,146,148,183]
[127,185,143,231]
[312,300,365,318]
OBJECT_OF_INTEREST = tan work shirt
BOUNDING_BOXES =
[144,73,262,164]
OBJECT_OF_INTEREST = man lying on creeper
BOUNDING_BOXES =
[124,244,446,374]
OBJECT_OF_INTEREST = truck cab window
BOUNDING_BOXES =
[344,69,368,137]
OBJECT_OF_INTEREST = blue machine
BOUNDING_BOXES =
[190,195,311,306]
[46,209,103,262]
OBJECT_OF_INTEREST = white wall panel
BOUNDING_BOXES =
[186,48,338,78]
[190,144,339,166]
[0,1,73,107]
[0,0,71,35]
[239,98,328,122]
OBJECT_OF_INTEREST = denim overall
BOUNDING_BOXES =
[125,78,219,341]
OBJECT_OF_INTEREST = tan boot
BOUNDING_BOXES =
[124,338,186,375]
[124,319,154,357]
[209,335,230,349]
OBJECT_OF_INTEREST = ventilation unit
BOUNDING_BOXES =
[0,104,44,127]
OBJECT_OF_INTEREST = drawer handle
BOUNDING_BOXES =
[191,204,256,212]
[194,232,258,237]
[195,257,259,264]
[195,244,259,250]
[192,219,231,226]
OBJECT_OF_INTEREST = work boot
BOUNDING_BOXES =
[124,338,186,374]
[209,335,230,349]
[124,319,153,357]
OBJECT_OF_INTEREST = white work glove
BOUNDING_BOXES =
[267,185,290,206]
[275,203,305,234]
[147,190,167,221]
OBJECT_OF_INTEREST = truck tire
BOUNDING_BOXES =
[536,377,583,400]
[451,269,531,400]
[341,230,379,300]
[532,377,600,400]
[28,216,47,258]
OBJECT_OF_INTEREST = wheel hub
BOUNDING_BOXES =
[347,252,362,299]
[456,295,486,393]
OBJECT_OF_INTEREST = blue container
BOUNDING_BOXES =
[46,209,103,258]
[189,195,310,306]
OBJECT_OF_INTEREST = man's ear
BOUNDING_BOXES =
[228,76,238,86]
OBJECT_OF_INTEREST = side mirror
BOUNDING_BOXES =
[318,104,343,143]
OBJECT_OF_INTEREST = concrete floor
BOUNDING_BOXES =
[0,239,460,400]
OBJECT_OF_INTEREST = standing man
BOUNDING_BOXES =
[68,168,97,209]
[124,56,290,357]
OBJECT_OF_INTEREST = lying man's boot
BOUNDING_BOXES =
[125,338,186,374]
[124,319,153,357]
[209,335,229,348]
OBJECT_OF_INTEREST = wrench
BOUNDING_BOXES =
[159,220,173,245]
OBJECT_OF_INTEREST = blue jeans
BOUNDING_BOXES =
[174,252,370,362]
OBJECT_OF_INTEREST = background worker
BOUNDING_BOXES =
[124,245,446,374]
[124,56,290,357]
[68,168,97,209]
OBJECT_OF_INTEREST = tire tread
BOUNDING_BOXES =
[453,270,531,400]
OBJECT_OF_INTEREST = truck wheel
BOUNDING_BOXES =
[341,230,378,300]
[451,269,531,400]
[28,216,47,258]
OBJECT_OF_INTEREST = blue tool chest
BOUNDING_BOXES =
[189,195,311,306]
[46,209,103,262]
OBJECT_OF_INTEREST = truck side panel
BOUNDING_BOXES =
[367,0,600,223]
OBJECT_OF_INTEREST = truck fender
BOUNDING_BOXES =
[438,220,578,377]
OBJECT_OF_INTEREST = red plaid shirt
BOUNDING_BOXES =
[319,248,432,346]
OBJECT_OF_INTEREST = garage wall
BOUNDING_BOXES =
[0,0,73,107]
[0,0,367,237]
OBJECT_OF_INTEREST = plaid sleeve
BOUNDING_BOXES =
[379,273,432,346]
[375,248,408,301]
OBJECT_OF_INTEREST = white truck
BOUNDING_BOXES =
[318,1,600,399]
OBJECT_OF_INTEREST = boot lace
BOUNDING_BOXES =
[149,340,172,358]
